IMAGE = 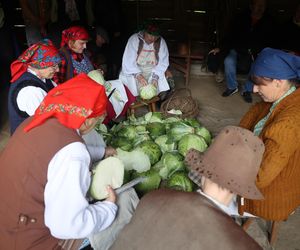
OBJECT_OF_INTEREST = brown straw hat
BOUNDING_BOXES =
[185,126,265,200]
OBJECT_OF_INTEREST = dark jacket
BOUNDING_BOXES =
[277,18,300,54]
[8,72,55,134]
[222,9,275,56]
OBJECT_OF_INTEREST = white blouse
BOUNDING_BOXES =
[121,32,169,77]
[44,130,117,239]
[16,69,56,115]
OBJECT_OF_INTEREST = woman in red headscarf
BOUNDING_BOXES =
[54,26,136,124]
[8,39,61,134]
[53,26,93,83]
[0,74,139,250]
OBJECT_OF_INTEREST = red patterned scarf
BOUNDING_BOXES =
[24,74,108,132]
[10,39,61,83]
[61,26,90,47]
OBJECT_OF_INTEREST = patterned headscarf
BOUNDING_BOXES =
[10,39,61,83]
[24,74,108,132]
[61,26,90,47]
[250,48,300,80]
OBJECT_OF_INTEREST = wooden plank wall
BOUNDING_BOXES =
[121,0,218,55]
[7,0,299,55]
[121,0,299,56]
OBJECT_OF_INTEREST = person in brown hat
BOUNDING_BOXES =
[187,125,264,216]
[110,126,264,250]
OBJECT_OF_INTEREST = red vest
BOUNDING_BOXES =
[0,117,82,250]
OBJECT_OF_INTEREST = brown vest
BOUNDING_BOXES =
[0,117,83,250]
[111,189,261,250]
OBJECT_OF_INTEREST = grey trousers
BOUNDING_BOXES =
[89,188,139,250]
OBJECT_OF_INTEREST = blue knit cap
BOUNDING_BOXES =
[250,48,300,79]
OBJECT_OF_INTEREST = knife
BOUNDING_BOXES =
[115,176,147,195]
[107,88,116,99]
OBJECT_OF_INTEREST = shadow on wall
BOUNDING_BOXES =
[0,30,14,130]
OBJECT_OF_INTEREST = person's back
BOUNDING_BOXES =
[0,116,82,249]
[111,189,261,250]
[277,3,300,55]
[230,4,275,55]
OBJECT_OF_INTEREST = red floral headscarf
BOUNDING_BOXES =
[61,26,90,47]
[10,39,61,83]
[24,74,108,132]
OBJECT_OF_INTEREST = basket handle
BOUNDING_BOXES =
[171,88,192,98]
[165,87,191,112]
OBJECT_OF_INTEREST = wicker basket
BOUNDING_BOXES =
[160,88,199,118]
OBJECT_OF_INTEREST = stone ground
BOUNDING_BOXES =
[0,74,299,249]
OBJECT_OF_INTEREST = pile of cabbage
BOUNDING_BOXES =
[95,112,212,196]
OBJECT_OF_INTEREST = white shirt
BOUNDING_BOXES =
[44,130,117,239]
[197,190,256,218]
[119,32,170,96]
[16,69,56,115]
[121,32,169,77]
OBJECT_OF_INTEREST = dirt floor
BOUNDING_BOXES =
[0,74,299,249]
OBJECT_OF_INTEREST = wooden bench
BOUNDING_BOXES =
[169,40,205,86]
[127,96,160,116]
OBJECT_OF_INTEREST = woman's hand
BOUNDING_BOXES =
[104,146,117,158]
[136,74,148,87]
[208,48,220,55]
[151,79,158,88]
[105,185,117,203]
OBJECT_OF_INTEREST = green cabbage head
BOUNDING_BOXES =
[146,122,166,139]
[140,84,157,100]
[135,140,162,165]
[132,169,161,195]
[195,126,212,145]
[178,133,208,156]
[166,171,195,192]
[117,125,137,140]
[154,152,185,180]
[154,135,176,153]
[88,70,105,85]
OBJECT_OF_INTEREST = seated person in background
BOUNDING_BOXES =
[208,0,275,103]
[8,39,61,134]
[88,26,127,81]
[54,26,136,124]
[277,3,300,56]
[119,20,170,100]
[87,26,110,75]
[53,26,93,83]
[111,126,265,250]
[0,74,139,250]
